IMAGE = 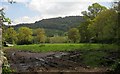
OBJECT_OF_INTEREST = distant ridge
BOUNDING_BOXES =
[12,16,85,36]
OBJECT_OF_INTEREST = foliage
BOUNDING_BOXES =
[88,9,118,43]
[0,8,11,26]
[3,27,17,44]
[81,51,108,67]
[17,27,33,45]
[81,3,107,20]
[78,21,91,42]
[78,3,119,44]
[79,3,107,43]
[34,28,46,43]
[1,5,14,73]
[111,59,120,72]
[113,1,120,45]
[45,29,64,37]
[68,28,80,43]
[49,36,68,43]
[2,64,15,74]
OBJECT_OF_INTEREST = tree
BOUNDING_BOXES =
[17,27,33,45]
[0,8,11,25]
[78,21,91,42]
[79,3,107,43]
[4,27,17,44]
[68,28,80,43]
[112,1,120,44]
[0,1,16,73]
[81,3,107,20]
[0,6,12,45]
[34,28,46,43]
[88,9,118,43]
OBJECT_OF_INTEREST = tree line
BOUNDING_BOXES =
[2,2,119,45]
[3,27,69,45]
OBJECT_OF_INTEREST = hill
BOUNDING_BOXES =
[12,16,84,36]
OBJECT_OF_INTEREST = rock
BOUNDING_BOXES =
[54,52,68,58]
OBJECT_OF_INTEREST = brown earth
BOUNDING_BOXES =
[4,49,109,72]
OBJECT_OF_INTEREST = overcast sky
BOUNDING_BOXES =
[0,0,117,25]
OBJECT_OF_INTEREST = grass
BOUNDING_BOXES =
[7,43,119,52]
[81,51,108,67]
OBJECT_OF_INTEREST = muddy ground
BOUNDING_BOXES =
[4,49,110,72]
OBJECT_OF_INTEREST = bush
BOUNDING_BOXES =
[81,51,108,67]
[2,64,15,74]
[49,36,68,43]
[111,59,120,72]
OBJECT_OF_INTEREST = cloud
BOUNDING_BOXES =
[14,16,41,24]
[4,16,42,25]
[39,0,116,2]
[2,0,30,3]
[0,5,9,10]
[27,0,95,18]
[2,0,115,25]
[1,0,117,3]
[0,7,3,10]
[27,0,115,19]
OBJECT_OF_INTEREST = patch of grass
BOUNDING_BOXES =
[81,51,108,67]
[7,43,119,52]
[2,64,15,74]
[111,59,120,72]
[10,44,81,52]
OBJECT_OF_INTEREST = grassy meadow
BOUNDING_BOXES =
[8,43,119,52]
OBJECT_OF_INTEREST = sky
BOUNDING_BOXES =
[0,0,118,25]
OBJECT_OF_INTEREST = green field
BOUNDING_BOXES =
[8,43,119,52]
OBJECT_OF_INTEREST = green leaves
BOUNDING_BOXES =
[68,28,80,43]
[0,8,11,25]
[4,18,11,24]
[17,27,33,44]
[90,9,118,42]
[34,28,46,43]
[3,27,17,44]
[79,3,118,43]
[82,3,107,20]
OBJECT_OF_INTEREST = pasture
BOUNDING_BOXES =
[8,43,119,52]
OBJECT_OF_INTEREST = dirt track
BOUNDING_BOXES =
[4,49,109,72]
